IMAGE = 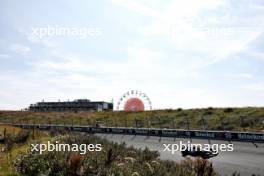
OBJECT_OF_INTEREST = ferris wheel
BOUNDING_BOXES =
[116,90,152,111]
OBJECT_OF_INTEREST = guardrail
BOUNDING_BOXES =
[6,123,264,143]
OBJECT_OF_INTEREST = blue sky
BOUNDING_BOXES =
[1,0,264,110]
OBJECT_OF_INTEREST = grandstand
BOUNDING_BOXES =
[29,99,113,112]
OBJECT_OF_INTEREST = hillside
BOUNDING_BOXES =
[0,107,264,132]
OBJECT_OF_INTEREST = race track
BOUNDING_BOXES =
[96,134,264,176]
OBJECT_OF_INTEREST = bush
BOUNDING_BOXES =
[14,130,30,144]
[2,129,30,151]
[15,134,217,176]
[224,108,233,113]
[177,108,183,111]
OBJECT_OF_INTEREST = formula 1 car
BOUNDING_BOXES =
[181,147,219,159]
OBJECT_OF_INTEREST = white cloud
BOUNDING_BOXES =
[10,43,31,55]
[245,50,264,60]
[244,83,264,92]
[1,0,264,109]
[111,0,263,71]
[109,0,161,18]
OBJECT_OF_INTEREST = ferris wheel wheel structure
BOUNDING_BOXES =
[116,90,152,111]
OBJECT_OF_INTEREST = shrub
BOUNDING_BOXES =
[1,129,30,151]
[15,134,218,176]
[224,108,233,113]
[177,108,183,111]
[14,130,30,144]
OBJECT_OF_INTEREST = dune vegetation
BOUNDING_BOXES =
[0,107,264,132]
[0,124,246,176]
[0,125,51,175]
[14,132,219,176]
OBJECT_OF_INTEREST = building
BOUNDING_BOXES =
[29,99,113,112]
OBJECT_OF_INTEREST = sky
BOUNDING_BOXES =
[0,0,264,110]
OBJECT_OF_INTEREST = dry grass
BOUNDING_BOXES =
[1,107,264,131]
[15,133,218,176]
[0,125,51,176]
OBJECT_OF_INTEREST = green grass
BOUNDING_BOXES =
[0,125,51,176]
[0,107,264,132]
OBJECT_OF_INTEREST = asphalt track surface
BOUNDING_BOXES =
[96,133,264,176]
